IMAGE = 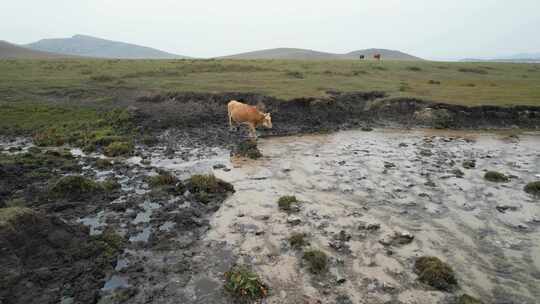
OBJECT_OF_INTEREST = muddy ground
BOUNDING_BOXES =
[1,92,540,304]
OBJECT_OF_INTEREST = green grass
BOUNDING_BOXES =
[0,102,134,151]
[0,59,539,106]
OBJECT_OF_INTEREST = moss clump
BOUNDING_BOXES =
[101,178,121,192]
[90,228,126,260]
[224,266,268,302]
[302,249,328,274]
[0,207,35,228]
[186,174,234,203]
[234,140,262,159]
[95,158,112,169]
[148,172,178,187]
[104,141,133,157]
[49,175,101,200]
[188,174,229,193]
[457,294,483,304]
[414,256,457,291]
[289,233,308,249]
[524,181,540,196]
[277,195,298,212]
[484,171,509,182]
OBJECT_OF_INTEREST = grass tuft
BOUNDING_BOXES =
[302,249,328,274]
[148,172,178,187]
[0,207,35,228]
[414,256,457,291]
[224,266,268,302]
[484,171,509,182]
[277,195,299,212]
[289,233,308,249]
[457,294,483,304]
[104,141,133,157]
[524,181,540,196]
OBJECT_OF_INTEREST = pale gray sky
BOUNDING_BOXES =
[2,0,539,60]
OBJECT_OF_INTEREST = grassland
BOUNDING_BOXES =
[0,59,539,106]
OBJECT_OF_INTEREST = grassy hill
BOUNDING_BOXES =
[221,48,421,60]
[26,34,188,59]
[344,49,421,60]
[220,48,342,60]
[0,41,72,59]
[0,59,538,106]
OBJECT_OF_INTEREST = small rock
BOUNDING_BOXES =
[425,181,437,187]
[287,216,302,226]
[338,160,346,166]
[335,295,353,304]
[380,230,414,246]
[382,281,396,291]
[420,150,433,157]
[212,164,226,169]
[462,159,476,169]
[335,230,352,242]
[496,205,518,213]
[452,168,465,178]
[399,143,408,147]
[358,222,380,231]
[329,240,350,253]
[384,162,396,169]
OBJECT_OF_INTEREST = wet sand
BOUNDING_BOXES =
[204,129,540,303]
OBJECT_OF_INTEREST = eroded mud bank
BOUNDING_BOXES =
[133,92,540,147]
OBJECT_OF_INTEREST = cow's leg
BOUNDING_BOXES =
[247,123,257,139]
[228,110,234,131]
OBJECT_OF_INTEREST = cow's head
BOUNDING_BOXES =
[262,113,272,128]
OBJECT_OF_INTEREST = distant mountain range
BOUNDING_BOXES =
[220,48,422,60]
[0,40,74,59]
[25,35,189,59]
[461,52,540,63]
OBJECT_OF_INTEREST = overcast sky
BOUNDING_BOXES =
[2,0,539,60]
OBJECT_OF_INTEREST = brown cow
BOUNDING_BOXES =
[374,54,381,60]
[228,100,272,138]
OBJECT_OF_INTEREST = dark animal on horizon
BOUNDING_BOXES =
[228,100,272,138]
[374,54,381,60]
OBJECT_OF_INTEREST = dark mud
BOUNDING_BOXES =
[0,208,122,304]
[0,140,236,304]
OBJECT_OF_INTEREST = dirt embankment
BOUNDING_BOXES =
[133,91,540,146]
[0,208,122,304]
